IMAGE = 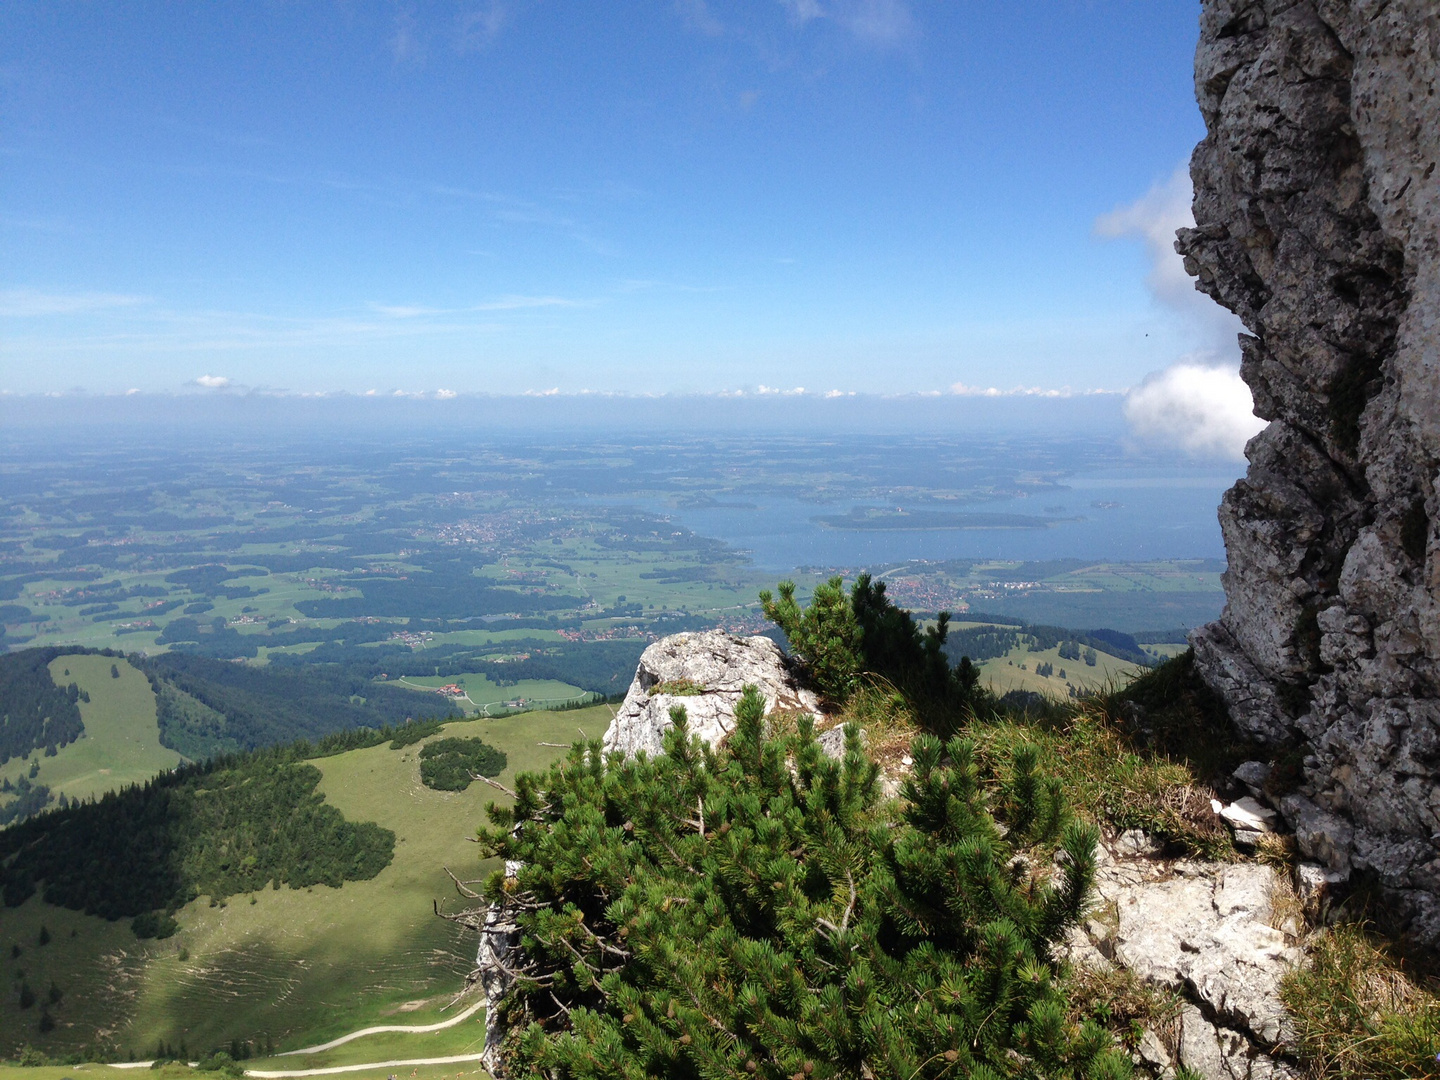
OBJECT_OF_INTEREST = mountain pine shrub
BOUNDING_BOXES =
[418,736,508,791]
[763,574,982,736]
[759,577,863,704]
[476,686,1125,1079]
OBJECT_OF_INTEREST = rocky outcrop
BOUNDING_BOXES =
[1181,0,1440,939]
[476,860,522,1076]
[601,630,821,757]
[1066,834,1304,1079]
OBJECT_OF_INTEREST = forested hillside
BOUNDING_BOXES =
[139,653,457,758]
[0,724,472,924]
[0,647,88,763]
[944,618,1153,667]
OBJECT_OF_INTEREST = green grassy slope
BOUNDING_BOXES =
[976,642,1143,699]
[0,654,180,804]
[0,705,611,1059]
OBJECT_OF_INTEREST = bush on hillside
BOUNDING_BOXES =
[763,574,983,735]
[131,911,179,940]
[388,718,445,749]
[417,736,507,791]
[474,687,1125,1079]
[758,577,862,703]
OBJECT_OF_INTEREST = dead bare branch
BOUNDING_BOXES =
[444,865,484,899]
[472,772,520,798]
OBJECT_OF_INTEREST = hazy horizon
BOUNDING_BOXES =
[2,2,1266,461]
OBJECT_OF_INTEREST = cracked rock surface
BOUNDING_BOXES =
[601,630,820,757]
[1066,835,1302,1079]
[1181,0,1440,940]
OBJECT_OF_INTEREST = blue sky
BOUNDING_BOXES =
[2,1,1233,405]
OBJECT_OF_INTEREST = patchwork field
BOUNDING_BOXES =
[388,672,591,715]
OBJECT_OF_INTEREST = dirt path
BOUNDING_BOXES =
[244,1053,487,1077]
[277,999,486,1055]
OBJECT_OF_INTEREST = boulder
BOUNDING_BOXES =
[601,630,821,756]
[1231,761,1272,799]
[1106,862,1298,1047]
[1281,795,1354,875]
[1293,861,1349,922]
[1178,1003,1299,1080]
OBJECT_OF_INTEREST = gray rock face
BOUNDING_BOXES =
[477,860,523,1075]
[1178,1003,1299,1080]
[1182,0,1440,940]
[1107,862,1297,1047]
[601,630,821,757]
[1066,837,1302,1079]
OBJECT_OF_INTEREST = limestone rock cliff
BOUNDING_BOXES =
[1180,0,1440,938]
[601,629,821,757]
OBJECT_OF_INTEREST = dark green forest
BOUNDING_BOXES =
[0,647,88,764]
[417,736,508,791]
[270,637,648,697]
[292,557,575,620]
[0,725,418,926]
[943,619,1153,668]
[139,653,457,758]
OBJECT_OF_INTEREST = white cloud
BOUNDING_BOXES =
[455,2,507,51]
[835,0,914,45]
[473,295,580,311]
[675,0,725,36]
[1099,166,1262,458]
[436,388,458,399]
[1095,166,1244,355]
[780,0,915,46]
[0,289,146,316]
[1124,362,1264,460]
[949,382,1116,398]
[369,295,581,319]
[391,8,424,64]
[950,382,1003,397]
[780,0,824,21]
[191,374,232,389]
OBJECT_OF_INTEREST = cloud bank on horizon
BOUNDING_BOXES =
[1097,168,1263,460]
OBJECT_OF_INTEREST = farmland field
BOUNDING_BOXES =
[387,673,591,715]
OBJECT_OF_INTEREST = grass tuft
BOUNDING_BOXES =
[647,678,706,697]
[1065,961,1183,1056]
[824,679,920,770]
[1281,922,1440,1079]
[821,653,1240,858]
[968,697,1234,858]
